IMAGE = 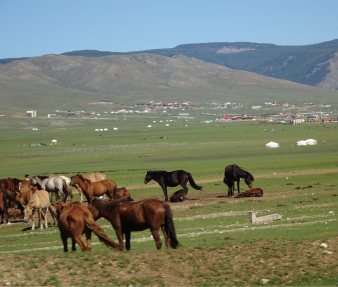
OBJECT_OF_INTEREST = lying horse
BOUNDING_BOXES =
[24,190,57,230]
[89,198,179,250]
[169,189,188,203]
[55,202,120,252]
[144,170,202,202]
[235,188,263,198]
[70,174,117,204]
[223,164,254,197]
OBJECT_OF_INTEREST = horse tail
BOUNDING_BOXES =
[163,203,179,249]
[188,173,202,190]
[62,180,69,201]
[83,215,120,250]
[48,205,57,224]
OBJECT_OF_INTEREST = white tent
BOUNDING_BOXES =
[296,139,318,146]
[296,140,307,146]
[305,138,317,145]
[265,141,279,148]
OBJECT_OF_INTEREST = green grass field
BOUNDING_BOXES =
[0,114,337,286]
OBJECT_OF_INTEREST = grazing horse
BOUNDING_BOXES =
[26,175,69,202]
[24,190,57,230]
[70,174,117,204]
[223,164,254,197]
[144,170,202,202]
[114,187,133,201]
[55,202,120,252]
[89,198,179,251]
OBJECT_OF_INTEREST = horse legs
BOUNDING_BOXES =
[161,185,169,202]
[73,234,88,251]
[71,238,76,251]
[150,228,162,250]
[236,180,241,195]
[161,225,170,248]
[61,234,69,252]
[227,184,233,197]
[85,230,92,251]
[31,209,36,230]
[43,208,48,229]
[125,231,131,251]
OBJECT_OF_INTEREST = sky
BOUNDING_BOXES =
[1,0,338,59]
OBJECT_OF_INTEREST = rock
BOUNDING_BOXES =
[320,243,328,249]
[260,279,270,285]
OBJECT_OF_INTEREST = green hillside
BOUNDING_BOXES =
[1,53,338,114]
[60,39,338,89]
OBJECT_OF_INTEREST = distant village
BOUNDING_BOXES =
[26,100,338,124]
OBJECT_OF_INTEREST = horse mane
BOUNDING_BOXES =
[36,175,49,180]
[78,174,91,183]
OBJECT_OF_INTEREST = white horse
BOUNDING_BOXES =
[26,175,69,202]
[24,190,57,230]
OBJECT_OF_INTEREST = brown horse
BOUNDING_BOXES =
[114,187,133,201]
[55,202,120,252]
[70,174,117,204]
[169,189,188,202]
[235,188,263,198]
[0,189,8,224]
[89,198,179,251]
[16,179,37,206]
[0,177,24,214]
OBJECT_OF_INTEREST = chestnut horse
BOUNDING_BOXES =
[16,179,36,206]
[89,198,179,251]
[70,174,117,204]
[144,170,202,202]
[114,187,133,201]
[55,202,120,252]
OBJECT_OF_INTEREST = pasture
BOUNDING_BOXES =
[0,113,337,286]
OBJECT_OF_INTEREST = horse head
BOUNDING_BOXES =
[245,173,254,188]
[144,171,153,184]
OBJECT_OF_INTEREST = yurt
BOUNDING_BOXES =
[305,139,317,145]
[265,141,279,148]
[296,140,307,146]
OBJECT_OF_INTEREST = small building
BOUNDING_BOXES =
[26,110,37,118]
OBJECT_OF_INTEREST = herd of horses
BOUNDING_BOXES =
[0,164,258,252]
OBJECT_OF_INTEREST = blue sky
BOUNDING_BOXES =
[1,0,338,58]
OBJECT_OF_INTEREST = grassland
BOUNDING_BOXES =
[0,112,337,286]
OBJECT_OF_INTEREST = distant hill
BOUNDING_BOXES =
[1,53,337,115]
[61,39,338,90]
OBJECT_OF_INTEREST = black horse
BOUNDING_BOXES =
[144,170,202,202]
[223,164,254,197]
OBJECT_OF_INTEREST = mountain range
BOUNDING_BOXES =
[1,40,338,114]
